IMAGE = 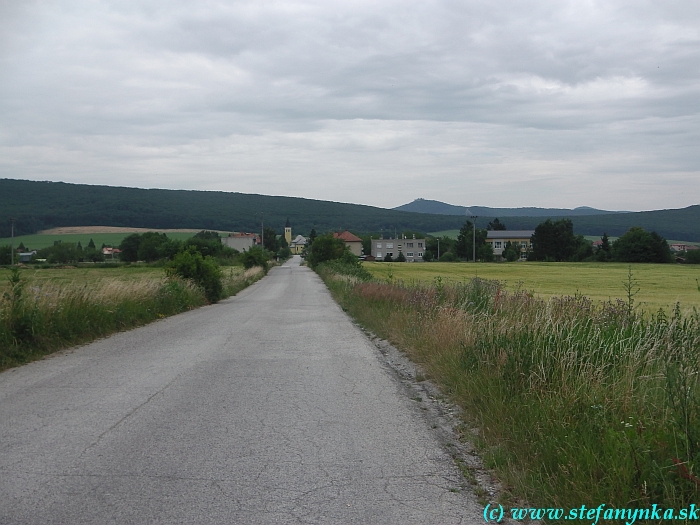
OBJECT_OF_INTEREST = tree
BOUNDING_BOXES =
[193,230,220,240]
[478,242,495,262]
[456,220,488,260]
[83,247,105,263]
[360,235,372,258]
[571,236,594,262]
[596,232,612,262]
[308,229,317,245]
[183,236,223,258]
[36,243,81,264]
[119,233,142,262]
[502,241,519,262]
[262,227,278,253]
[17,242,26,251]
[487,218,507,231]
[306,234,346,268]
[137,232,168,262]
[612,227,672,263]
[156,238,184,260]
[87,238,96,250]
[396,250,406,262]
[0,245,11,265]
[383,253,394,262]
[684,250,700,264]
[529,219,579,261]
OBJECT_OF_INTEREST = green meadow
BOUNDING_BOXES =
[363,261,700,313]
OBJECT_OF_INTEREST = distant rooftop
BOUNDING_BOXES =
[334,230,362,242]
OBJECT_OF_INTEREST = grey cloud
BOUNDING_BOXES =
[0,0,698,210]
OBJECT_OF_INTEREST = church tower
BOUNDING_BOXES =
[284,218,292,245]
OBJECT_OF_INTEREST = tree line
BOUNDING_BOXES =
[351,218,690,264]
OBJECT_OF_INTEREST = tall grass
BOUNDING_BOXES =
[1,265,266,371]
[322,267,700,509]
[222,266,265,297]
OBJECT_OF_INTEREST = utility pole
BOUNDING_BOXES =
[437,238,440,260]
[10,218,15,265]
[470,215,478,262]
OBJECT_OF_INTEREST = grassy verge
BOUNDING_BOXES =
[317,261,700,510]
[0,265,265,371]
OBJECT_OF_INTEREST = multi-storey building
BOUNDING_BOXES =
[371,236,425,262]
[485,230,534,260]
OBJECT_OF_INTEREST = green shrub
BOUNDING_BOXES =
[239,246,269,272]
[166,246,223,303]
[307,234,346,268]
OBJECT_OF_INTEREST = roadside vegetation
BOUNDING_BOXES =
[0,229,283,371]
[0,265,266,371]
[309,237,700,510]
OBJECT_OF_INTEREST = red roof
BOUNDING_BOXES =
[334,231,362,242]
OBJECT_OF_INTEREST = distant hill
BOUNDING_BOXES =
[394,198,625,217]
[1,179,698,241]
[0,179,470,238]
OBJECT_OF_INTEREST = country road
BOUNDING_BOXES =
[0,256,482,524]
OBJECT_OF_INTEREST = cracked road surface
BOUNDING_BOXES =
[0,256,482,524]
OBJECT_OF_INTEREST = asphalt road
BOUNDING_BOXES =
[0,256,482,524]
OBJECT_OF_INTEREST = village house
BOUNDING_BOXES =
[102,247,121,259]
[670,243,699,252]
[222,232,260,252]
[333,230,364,257]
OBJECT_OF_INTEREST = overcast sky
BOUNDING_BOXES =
[1,1,699,211]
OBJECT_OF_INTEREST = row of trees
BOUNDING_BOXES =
[118,231,238,263]
[530,219,674,263]
[355,218,680,264]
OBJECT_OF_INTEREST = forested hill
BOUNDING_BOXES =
[1,179,698,241]
[0,179,470,237]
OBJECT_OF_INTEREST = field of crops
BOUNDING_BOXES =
[363,261,700,313]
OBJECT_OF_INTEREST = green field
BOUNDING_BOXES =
[363,261,700,313]
[0,265,164,291]
[0,231,206,251]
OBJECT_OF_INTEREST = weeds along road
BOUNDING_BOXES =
[0,255,481,524]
